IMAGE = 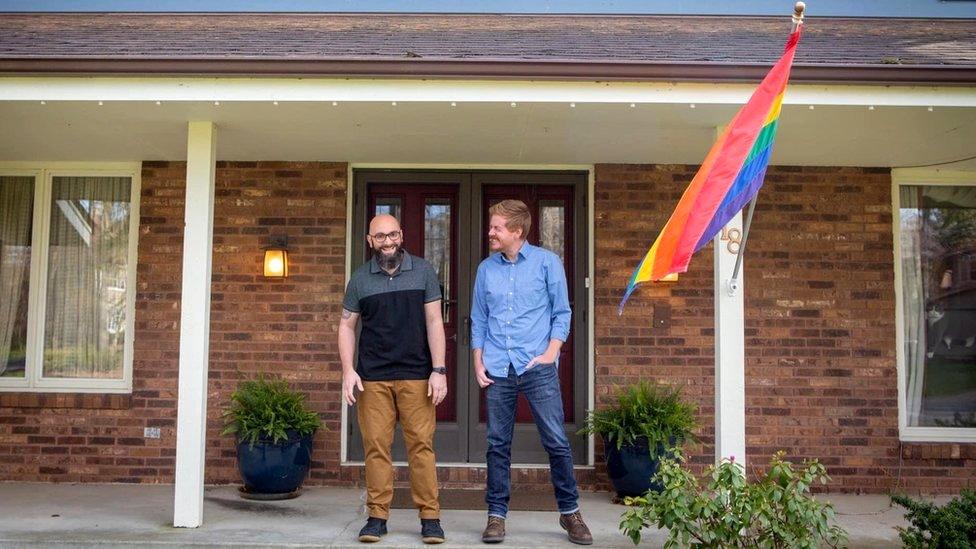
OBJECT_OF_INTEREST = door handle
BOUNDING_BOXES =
[443,298,457,324]
[462,316,470,347]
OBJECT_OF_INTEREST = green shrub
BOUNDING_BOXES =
[619,450,848,548]
[579,382,698,454]
[221,376,322,445]
[891,490,976,548]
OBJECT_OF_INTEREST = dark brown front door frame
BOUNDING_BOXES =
[348,169,589,465]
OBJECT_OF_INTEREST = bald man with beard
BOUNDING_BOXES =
[339,214,448,544]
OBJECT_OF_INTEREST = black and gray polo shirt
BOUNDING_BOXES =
[342,251,442,381]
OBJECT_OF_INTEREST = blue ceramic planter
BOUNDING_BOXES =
[604,437,668,498]
[236,431,313,495]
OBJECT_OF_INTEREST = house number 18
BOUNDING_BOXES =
[720,227,741,254]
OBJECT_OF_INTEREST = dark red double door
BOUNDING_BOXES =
[349,171,588,464]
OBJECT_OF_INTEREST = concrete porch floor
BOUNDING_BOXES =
[0,483,921,548]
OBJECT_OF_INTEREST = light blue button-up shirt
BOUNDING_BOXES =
[470,242,572,377]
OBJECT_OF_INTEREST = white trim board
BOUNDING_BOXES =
[586,167,596,467]
[891,167,976,443]
[1,77,975,107]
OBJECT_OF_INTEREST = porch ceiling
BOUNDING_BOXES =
[1,99,975,168]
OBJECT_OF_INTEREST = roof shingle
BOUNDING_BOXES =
[1,13,974,81]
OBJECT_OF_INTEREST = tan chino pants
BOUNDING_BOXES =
[357,379,440,520]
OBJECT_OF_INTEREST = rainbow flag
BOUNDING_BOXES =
[618,27,802,314]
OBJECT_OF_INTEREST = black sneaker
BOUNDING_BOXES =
[358,517,388,543]
[421,518,445,544]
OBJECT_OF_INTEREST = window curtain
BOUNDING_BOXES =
[900,186,926,426]
[43,176,130,379]
[0,176,34,377]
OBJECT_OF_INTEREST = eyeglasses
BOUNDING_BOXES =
[369,230,401,242]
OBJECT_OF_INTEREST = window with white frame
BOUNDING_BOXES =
[896,172,976,439]
[0,165,139,392]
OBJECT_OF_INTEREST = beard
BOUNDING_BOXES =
[373,244,404,271]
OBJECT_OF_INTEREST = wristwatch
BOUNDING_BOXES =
[431,367,448,375]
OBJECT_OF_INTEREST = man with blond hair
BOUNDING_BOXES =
[339,214,448,544]
[471,200,592,545]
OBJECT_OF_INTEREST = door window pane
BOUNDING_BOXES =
[43,176,131,380]
[899,184,976,428]
[0,176,34,378]
[540,200,566,262]
[374,198,401,221]
[425,200,451,321]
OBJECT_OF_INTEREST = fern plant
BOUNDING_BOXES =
[579,381,698,454]
[221,376,322,446]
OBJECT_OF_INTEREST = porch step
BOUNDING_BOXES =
[393,487,557,511]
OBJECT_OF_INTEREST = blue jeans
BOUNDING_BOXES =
[485,363,579,518]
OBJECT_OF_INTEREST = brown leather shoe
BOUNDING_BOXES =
[559,511,593,545]
[481,516,505,544]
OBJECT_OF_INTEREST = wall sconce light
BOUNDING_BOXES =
[263,235,289,278]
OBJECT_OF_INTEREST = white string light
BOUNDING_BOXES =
[510,102,517,107]
[332,101,338,106]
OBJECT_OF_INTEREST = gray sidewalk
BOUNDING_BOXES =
[0,483,917,548]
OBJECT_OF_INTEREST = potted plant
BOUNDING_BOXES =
[221,376,323,499]
[580,381,697,498]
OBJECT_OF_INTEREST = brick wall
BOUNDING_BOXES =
[594,163,976,494]
[201,161,349,484]
[593,163,718,490]
[2,161,972,494]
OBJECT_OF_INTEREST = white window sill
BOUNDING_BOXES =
[900,427,976,444]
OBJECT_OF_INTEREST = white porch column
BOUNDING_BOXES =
[714,212,746,468]
[173,121,217,528]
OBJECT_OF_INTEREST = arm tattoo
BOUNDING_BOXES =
[341,309,352,320]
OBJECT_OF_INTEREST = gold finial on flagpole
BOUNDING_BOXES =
[792,2,806,30]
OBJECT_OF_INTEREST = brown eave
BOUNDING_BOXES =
[2,57,975,84]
